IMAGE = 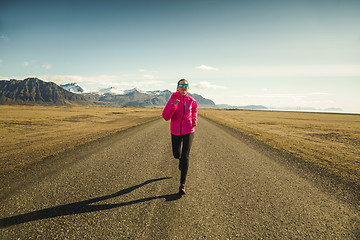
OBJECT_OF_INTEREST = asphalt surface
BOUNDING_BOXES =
[1,116,359,239]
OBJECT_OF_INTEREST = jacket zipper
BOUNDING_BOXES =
[180,95,185,135]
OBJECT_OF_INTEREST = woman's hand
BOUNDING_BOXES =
[173,99,180,106]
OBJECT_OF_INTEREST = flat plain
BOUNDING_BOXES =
[2,105,360,188]
[0,105,162,174]
[200,109,360,186]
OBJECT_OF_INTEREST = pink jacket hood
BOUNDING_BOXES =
[162,92,198,135]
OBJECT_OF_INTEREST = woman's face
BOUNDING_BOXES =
[177,80,189,95]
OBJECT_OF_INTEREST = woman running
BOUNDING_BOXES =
[162,79,198,195]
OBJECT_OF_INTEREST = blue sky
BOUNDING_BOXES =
[1,0,360,112]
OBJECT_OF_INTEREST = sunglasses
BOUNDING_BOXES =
[178,84,189,88]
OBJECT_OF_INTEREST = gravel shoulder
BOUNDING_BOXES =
[1,117,359,239]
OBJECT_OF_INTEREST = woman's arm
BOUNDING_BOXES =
[162,96,178,121]
[192,100,198,126]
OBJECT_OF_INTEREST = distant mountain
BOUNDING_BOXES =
[60,83,126,95]
[61,82,216,107]
[217,104,268,110]
[0,78,216,107]
[267,106,343,113]
[60,82,88,93]
[188,93,215,107]
[0,78,89,106]
[84,88,173,107]
[216,104,344,113]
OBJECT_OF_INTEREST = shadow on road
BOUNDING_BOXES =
[0,177,180,228]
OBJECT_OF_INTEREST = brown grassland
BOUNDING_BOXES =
[0,105,162,174]
[199,109,360,186]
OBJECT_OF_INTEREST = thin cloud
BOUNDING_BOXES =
[235,92,336,109]
[191,81,226,89]
[23,61,53,69]
[42,64,52,69]
[38,74,163,88]
[142,75,154,80]
[241,93,307,99]
[311,92,329,95]
[230,64,360,77]
[195,64,218,71]
[39,75,121,84]
[119,80,163,87]
[0,35,8,40]
[139,69,159,80]
[139,69,158,73]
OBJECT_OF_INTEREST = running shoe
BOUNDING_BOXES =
[179,184,186,195]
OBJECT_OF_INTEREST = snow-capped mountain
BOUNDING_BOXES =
[147,90,173,96]
[60,83,89,93]
[61,83,148,96]
[61,83,173,96]
[97,87,125,95]
[60,82,216,107]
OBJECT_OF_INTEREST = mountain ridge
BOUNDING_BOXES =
[60,82,216,107]
[0,78,88,106]
[0,78,216,107]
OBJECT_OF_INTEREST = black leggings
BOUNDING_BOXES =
[171,133,194,184]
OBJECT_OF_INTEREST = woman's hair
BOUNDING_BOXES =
[177,79,188,86]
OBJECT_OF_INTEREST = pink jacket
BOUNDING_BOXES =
[162,92,198,136]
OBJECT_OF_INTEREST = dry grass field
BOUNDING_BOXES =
[200,109,360,186]
[0,105,162,174]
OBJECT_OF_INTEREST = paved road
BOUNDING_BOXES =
[1,117,359,239]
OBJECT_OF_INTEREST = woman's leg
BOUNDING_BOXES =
[171,134,182,159]
[179,133,194,184]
